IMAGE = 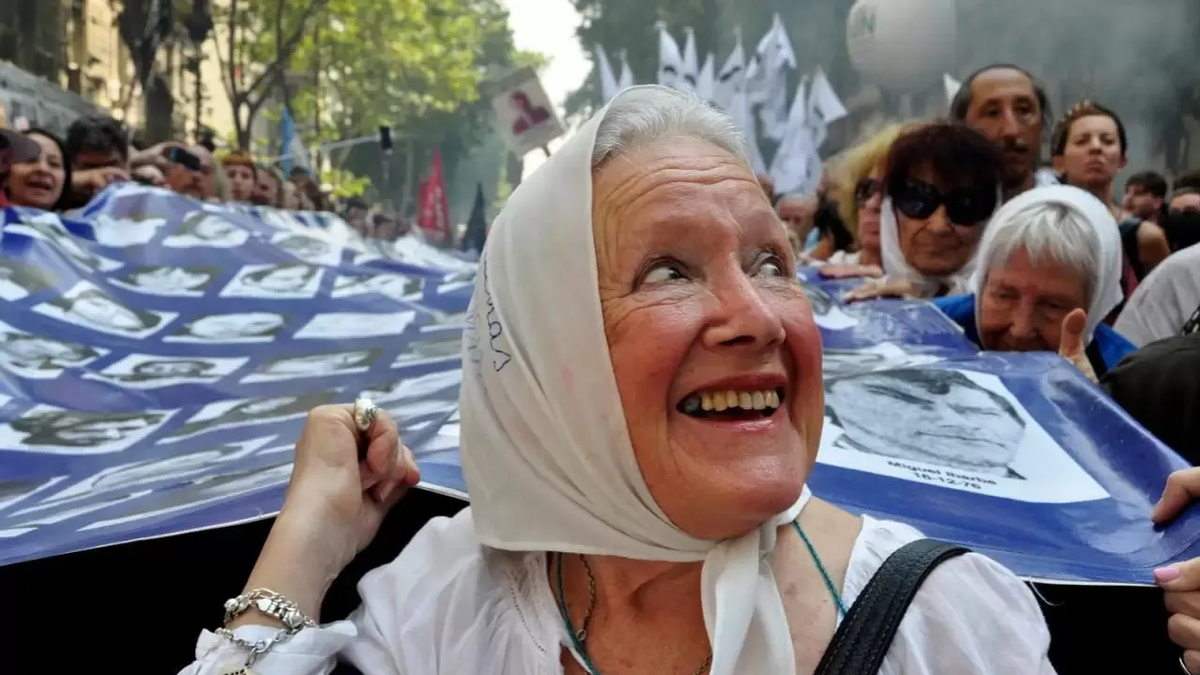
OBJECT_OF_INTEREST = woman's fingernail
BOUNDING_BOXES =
[1154,565,1181,583]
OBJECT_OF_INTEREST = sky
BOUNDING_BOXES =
[500,0,589,175]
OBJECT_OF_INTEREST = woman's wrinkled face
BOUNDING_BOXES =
[856,168,884,251]
[10,134,65,209]
[978,247,1089,353]
[1054,115,1126,189]
[593,137,824,541]
[894,168,986,276]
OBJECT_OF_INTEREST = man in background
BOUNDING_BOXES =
[64,115,131,207]
[1122,171,1167,223]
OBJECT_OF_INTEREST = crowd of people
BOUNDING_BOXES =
[0,113,410,241]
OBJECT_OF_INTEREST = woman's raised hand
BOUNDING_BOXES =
[1057,309,1097,383]
[235,403,420,622]
[1151,468,1200,673]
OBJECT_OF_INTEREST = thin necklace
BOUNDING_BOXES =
[553,553,713,675]
[551,519,847,675]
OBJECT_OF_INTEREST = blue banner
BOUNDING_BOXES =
[0,185,1196,585]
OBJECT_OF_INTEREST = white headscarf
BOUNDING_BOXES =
[968,185,1124,344]
[879,195,990,297]
[459,86,804,674]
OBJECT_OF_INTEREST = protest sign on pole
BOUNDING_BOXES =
[487,67,565,158]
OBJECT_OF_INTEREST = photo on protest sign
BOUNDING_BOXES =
[162,212,250,248]
[272,232,342,266]
[32,281,176,339]
[822,343,943,380]
[90,214,167,247]
[6,215,124,272]
[220,263,324,299]
[0,406,175,454]
[801,280,859,331]
[158,390,339,443]
[0,320,107,379]
[332,273,423,301]
[82,353,249,389]
[110,265,220,297]
[0,477,64,514]
[164,311,289,344]
[817,367,1109,503]
[0,259,58,301]
[294,311,417,339]
[391,331,462,367]
[361,369,463,406]
[240,348,382,383]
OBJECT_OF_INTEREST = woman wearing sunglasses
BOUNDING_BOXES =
[820,123,909,279]
[845,122,1003,302]
[934,185,1136,380]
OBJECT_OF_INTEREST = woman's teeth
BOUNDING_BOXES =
[679,389,782,417]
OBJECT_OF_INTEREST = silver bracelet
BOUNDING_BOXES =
[214,588,317,670]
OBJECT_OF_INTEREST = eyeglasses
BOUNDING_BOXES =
[891,179,996,225]
[854,177,882,206]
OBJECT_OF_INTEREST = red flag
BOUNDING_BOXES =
[418,151,451,242]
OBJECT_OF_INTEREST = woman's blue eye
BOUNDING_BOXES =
[643,265,683,284]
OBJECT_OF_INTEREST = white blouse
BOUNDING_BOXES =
[180,509,1055,675]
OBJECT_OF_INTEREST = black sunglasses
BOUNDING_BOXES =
[891,179,996,225]
[854,177,881,206]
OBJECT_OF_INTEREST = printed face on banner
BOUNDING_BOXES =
[0,259,58,301]
[82,353,249,389]
[391,332,462,367]
[332,273,423,300]
[822,343,943,380]
[0,477,65,514]
[158,390,339,443]
[0,406,175,454]
[272,233,341,266]
[90,215,167,247]
[294,311,416,339]
[361,369,463,405]
[819,367,1109,503]
[110,265,219,297]
[165,311,288,343]
[802,281,859,331]
[241,348,381,383]
[32,281,177,338]
[6,215,124,272]
[220,263,323,299]
[162,212,250,248]
[0,321,106,378]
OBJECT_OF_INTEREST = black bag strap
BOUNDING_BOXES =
[814,538,969,675]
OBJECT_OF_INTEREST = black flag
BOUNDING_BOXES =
[462,181,488,253]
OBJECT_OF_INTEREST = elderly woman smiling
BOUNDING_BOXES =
[180,87,1052,675]
[934,185,1136,379]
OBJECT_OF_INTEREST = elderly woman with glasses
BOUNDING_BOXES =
[179,87,1052,675]
[934,185,1137,379]
[845,122,1002,302]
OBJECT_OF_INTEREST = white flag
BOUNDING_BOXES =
[745,14,796,106]
[656,22,684,88]
[681,27,700,91]
[713,33,746,113]
[595,45,621,103]
[618,50,635,90]
[944,73,963,105]
[806,66,848,149]
[696,53,715,103]
[769,80,817,195]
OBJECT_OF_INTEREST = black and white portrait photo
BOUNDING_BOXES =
[32,281,176,338]
[294,310,417,340]
[801,281,859,331]
[822,343,943,380]
[159,391,338,443]
[164,311,288,343]
[0,406,175,454]
[241,348,382,383]
[361,369,462,406]
[272,232,342,266]
[89,214,167,247]
[332,273,422,300]
[220,263,324,299]
[0,477,63,515]
[0,321,106,378]
[82,353,249,389]
[391,332,462,367]
[110,265,219,297]
[162,212,250,248]
[0,259,58,301]
[817,367,1109,503]
[6,215,124,273]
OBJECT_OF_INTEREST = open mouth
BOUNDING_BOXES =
[677,388,785,420]
[26,177,54,190]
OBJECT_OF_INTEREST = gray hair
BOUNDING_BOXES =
[984,202,1100,303]
[591,86,748,169]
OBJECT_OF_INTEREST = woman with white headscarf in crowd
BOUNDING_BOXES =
[178,86,1052,675]
[934,185,1136,379]
[844,121,1004,302]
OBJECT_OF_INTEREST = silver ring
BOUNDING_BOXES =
[353,396,380,432]
[1181,655,1195,675]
